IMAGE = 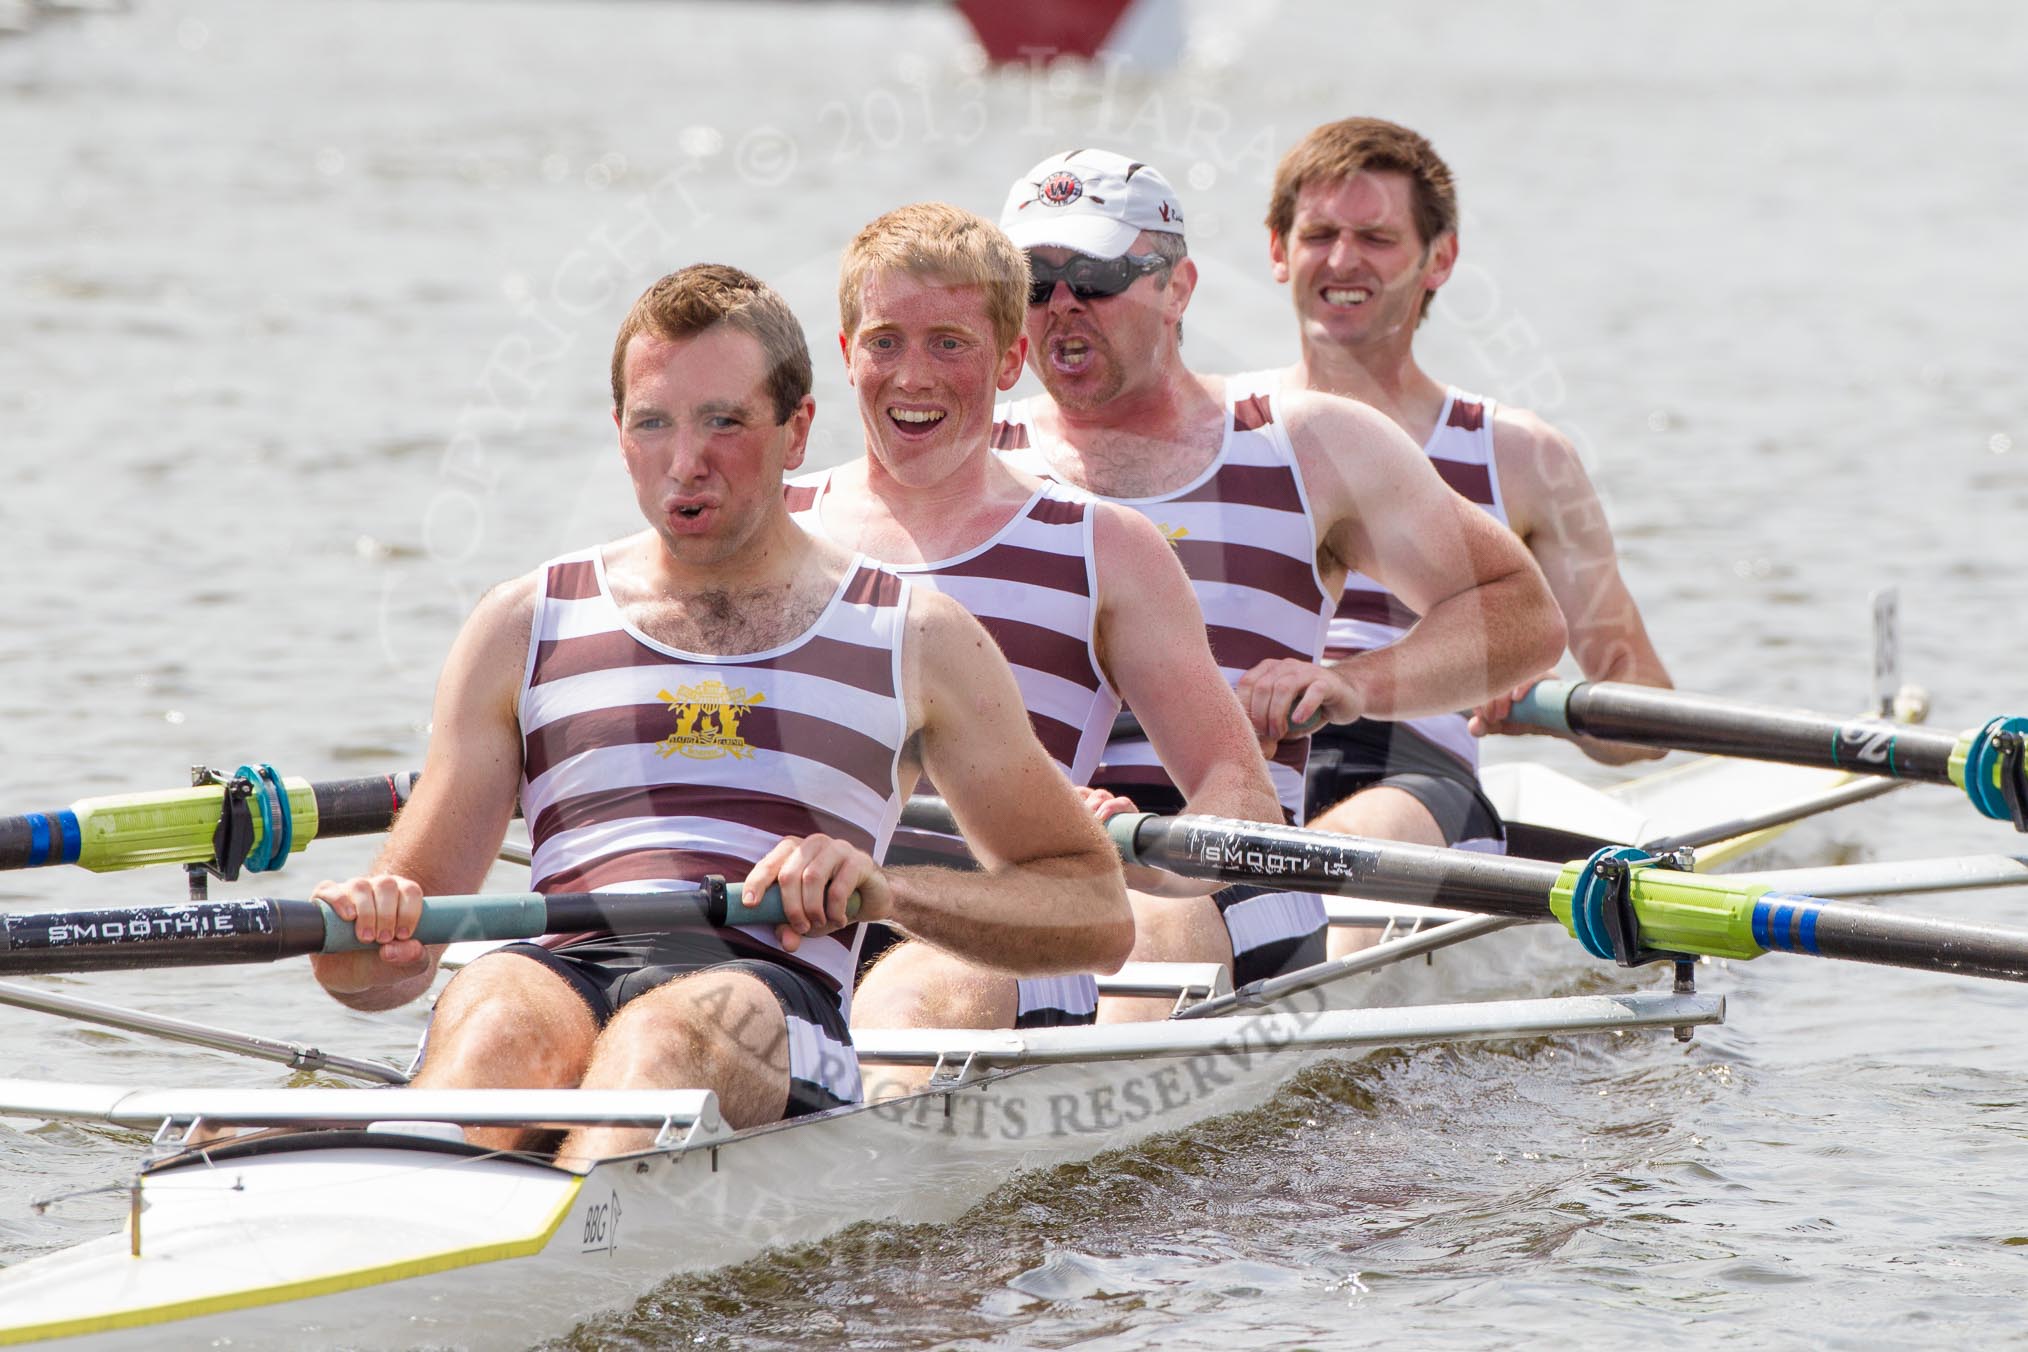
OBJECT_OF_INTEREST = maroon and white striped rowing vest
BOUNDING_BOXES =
[786,472,1119,786]
[517,546,913,1009]
[1308,379,1509,772]
[993,381,1334,823]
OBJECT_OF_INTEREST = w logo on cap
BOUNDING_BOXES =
[1024,170,1107,210]
[1040,171,1084,205]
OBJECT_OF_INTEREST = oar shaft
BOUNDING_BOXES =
[1514,681,1963,783]
[0,899,323,972]
[1749,894,2028,982]
[1113,813,2028,984]
[0,884,848,974]
[1110,813,1564,917]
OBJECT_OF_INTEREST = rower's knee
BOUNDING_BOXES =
[1122,892,1231,968]
[587,971,790,1129]
[414,952,594,1091]
[1311,785,1447,847]
[1095,894,1232,1024]
[851,941,1015,1031]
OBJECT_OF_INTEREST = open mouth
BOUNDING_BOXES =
[664,498,717,528]
[1321,286,1373,307]
[1048,334,1095,374]
[887,406,947,431]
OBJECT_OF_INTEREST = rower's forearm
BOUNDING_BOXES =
[886,851,1132,976]
[310,951,439,1012]
[1571,732,1668,766]
[1179,766,1282,829]
[1569,641,1672,763]
[1137,767,1282,897]
[1340,575,1566,720]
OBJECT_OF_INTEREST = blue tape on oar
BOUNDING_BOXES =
[1751,892,1824,955]
[23,811,84,868]
[1964,716,2028,823]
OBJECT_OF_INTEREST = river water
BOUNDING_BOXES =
[2,1,2025,1347]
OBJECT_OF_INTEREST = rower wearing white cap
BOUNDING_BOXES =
[991,148,1566,993]
[793,202,1281,1038]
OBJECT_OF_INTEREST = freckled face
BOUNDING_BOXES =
[842,270,1024,486]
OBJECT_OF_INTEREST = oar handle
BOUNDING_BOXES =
[1111,704,1326,747]
[314,882,862,953]
[0,884,862,974]
[1508,679,1579,734]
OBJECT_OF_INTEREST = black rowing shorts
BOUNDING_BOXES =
[498,931,860,1118]
[1304,718,1505,848]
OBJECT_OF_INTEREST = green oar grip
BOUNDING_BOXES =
[725,882,863,927]
[1508,680,1579,734]
[1106,813,1156,865]
[315,884,862,953]
[317,893,551,952]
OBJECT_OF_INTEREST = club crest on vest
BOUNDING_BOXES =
[655,680,768,761]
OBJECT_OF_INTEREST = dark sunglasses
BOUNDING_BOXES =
[1026,251,1171,306]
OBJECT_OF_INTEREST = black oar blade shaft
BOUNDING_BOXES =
[1548,683,1960,783]
[1118,814,1562,918]
[1761,897,2028,983]
[0,900,328,974]
[311,774,416,838]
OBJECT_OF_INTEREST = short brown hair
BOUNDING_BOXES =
[1267,119,1458,319]
[609,263,812,422]
[838,202,1028,354]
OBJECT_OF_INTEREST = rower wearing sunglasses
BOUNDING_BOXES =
[992,149,1566,976]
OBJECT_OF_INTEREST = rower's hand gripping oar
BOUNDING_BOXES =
[1108,812,2028,984]
[1511,680,2028,832]
[1112,706,1328,747]
[0,884,861,975]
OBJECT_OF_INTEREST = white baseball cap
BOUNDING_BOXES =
[999,149,1185,259]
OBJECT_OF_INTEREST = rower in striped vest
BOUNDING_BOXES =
[992,148,1566,977]
[308,265,1129,1157]
[1260,118,1672,939]
[796,202,1279,1044]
